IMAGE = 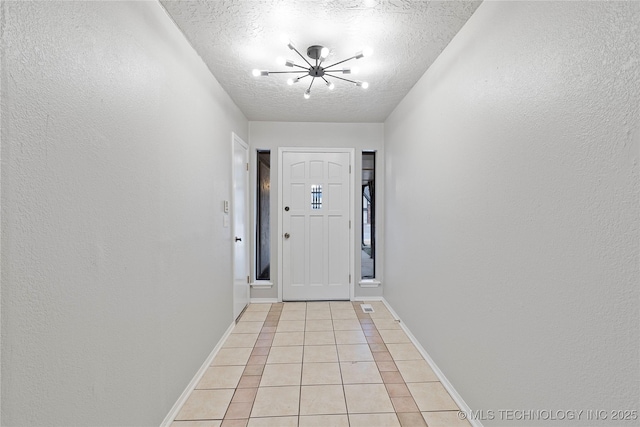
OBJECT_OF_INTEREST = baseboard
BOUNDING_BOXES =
[352,296,384,302]
[160,321,235,427]
[381,299,484,427]
[250,297,279,303]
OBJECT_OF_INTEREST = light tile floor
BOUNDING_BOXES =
[171,301,471,427]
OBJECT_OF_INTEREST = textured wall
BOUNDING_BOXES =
[1,1,247,425]
[248,122,384,300]
[384,1,639,425]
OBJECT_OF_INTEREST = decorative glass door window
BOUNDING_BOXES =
[311,184,323,209]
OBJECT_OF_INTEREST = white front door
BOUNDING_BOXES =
[281,150,352,301]
[232,133,250,319]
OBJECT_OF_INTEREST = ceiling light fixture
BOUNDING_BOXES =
[252,38,371,99]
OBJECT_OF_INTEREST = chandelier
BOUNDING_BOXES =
[252,37,372,99]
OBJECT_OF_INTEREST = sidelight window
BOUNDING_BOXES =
[256,150,270,280]
[362,152,376,279]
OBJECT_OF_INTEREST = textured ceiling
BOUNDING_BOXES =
[161,0,482,122]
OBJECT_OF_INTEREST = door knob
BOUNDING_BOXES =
[284,233,290,239]
[284,206,290,211]
[235,237,242,242]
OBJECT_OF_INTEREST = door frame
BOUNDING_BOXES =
[277,147,355,302]
[231,132,250,320]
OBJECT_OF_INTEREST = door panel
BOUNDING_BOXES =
[309,214,325,286]
[282,151,351,301]
[290,215,306,287]
[328,215,346,286]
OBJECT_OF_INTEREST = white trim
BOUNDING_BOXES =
[231,133,251,318]
[352,296,384,302]
[160,321,235,427]
[250,297,279,304]
[252,148,272,285]
[380,299,483,427]
[250,281,273,289]
[357,149,384,296]
[278,147,355,302]
[358,279,381,288]
[380,298,401,321]
[277,147,282,302]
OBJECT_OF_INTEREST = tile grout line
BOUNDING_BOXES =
[335,302,351,427]
[357,301,427,427]
[297,302,306,426]
[220,302,447,427]
[178,302,465,427]
[358,304,402,424]
[222,303,282,426]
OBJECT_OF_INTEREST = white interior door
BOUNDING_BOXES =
[232,134,250,319]
[281,150,352,301]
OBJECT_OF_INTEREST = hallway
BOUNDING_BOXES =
[171,302,469,427]
[2,1,638,425]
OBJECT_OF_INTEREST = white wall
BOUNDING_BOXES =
[1,1,247,425]
[248,122,384,300]
[384,1,639,425]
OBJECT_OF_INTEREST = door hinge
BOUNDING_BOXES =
[349,220,351,229]
[349,165,351,173]
[247,275,250,284]
[246,162,249,171]
[349,274,351,283]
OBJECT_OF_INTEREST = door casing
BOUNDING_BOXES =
[231,133,250,319]
[278,147,355,302]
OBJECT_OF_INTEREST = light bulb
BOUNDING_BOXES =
[287,78,294,85]
[281,34,295,50]
[276,56,286,66]
[361,81,369,89]
[320,47,330,59]
[355,47,373,59]
[304,89,311,99]
[351,66,359,75]
[327,81,335,90]
[252,69,261,77]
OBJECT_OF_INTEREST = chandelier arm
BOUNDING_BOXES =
[290,46,313,68]
[325,74,358,85]
[267,71,311,74]
[308,77,316,91]
[292,64,309,70]
[323,56,357,70]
